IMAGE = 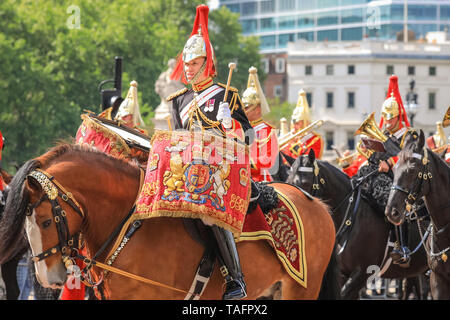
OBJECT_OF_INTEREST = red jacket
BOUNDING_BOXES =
[249,119,278,182]
[281,131,323,160]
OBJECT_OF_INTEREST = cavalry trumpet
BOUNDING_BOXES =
[279,119,324,149]
[354,112,388,142]
[443,106,450,128]
[336,140,373,167]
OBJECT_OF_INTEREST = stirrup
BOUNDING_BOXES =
[223,278,247,300]
[390,247,411,268]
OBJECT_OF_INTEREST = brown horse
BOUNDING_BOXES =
[0,144,336,299]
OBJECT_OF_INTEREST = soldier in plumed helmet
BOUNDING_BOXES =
[167,4,254,300]
[280,89,323,164]
[241,66,279,182]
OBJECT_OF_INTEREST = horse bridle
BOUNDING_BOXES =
[390,148,432,216]
[27,169,85,268]
[296,159,324,196]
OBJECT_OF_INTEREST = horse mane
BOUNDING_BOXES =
[317,159,351,184]
[0,143,139,264]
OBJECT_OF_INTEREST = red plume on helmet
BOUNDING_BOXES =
[170,4,215,84]
[0,130,3,161]
[379,75,410,129]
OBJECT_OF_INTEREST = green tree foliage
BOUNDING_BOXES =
[0,0,261,173]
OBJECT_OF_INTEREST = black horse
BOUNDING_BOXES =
[0,168,28,300]
[287,149,429,299]
[386,129,450,299]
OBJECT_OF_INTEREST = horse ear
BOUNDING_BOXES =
[24,176,43,203]
[418,129,425,149]
[308,148,315,163]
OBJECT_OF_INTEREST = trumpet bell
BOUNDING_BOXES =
[443,106,450,128]
[354,112,388,143]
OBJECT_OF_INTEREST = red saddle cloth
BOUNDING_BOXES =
[239,189,307,288]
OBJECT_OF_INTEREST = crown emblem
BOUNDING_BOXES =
[239,168,249,186]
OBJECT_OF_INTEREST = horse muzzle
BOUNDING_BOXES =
[385,206,405,226]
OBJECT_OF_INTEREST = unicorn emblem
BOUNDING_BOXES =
[209,162,231,207]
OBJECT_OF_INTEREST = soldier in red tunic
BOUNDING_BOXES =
[280,89,323,164]
[0,130,5,192]
[241,67,279,182]
[426,121,449,164]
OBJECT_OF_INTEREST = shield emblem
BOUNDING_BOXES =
[185,162,212,193]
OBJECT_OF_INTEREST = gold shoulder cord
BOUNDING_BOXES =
[188,94,226,136]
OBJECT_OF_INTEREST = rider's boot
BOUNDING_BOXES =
[390,225,411,267]
[211,225,247,300]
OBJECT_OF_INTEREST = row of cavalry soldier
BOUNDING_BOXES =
[0,4,449,300]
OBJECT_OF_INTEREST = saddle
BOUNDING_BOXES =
[247,181,279,216]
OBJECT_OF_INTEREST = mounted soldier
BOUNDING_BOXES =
[355,74,414,266]
[241,66,279,182]
[167,4,254,300]
[279,89,323,165]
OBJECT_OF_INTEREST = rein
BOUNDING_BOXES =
[26,167,195,297]
[296,160,378,242]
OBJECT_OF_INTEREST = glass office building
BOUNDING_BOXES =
[220,0,450,52]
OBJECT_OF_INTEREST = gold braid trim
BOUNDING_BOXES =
[79,114,132,158]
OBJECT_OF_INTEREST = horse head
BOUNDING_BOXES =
[0,144,140,289]
[287,149,316,192]
[385,129,426,226]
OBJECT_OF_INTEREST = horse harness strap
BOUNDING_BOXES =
[391,148,432,215]
[28,169,84,265]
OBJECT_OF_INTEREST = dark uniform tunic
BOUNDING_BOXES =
[167,78,254,146]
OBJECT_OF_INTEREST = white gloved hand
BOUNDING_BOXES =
[217,102,232,129]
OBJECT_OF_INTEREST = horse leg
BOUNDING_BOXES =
[430,270,450,300]
[256,281,282,300]
[340,268,367,300]
[1,255,21,300]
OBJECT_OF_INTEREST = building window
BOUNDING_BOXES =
[317,29,338,41]
[260,0,275,13]
[298,31,314,41]
[305,65,312,75]
[261,58,269,74]
[275,58,285,73]
[347,132,355,150]
[274,85,283,98]
[429,66,436,76]
[341,27,363,41]
[386,65,394,75]
[347,92,355,108]
[326,92,334,108]
[326,65,334,75]
[306,92,313,107]
[326,131,334,151]
[348,65,355,75]
[428,92,436,109]
[278,0,296,11]
[241,2,257,16]
[408,66,415,75]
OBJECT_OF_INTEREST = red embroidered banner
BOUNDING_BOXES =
[135,130,251,236]
[75,114,149,165]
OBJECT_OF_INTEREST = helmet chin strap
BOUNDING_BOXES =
[185,59,207,86]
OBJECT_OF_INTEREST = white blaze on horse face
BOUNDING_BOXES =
[25,210,51,288]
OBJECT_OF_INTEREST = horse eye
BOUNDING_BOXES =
[42,219,52,229]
